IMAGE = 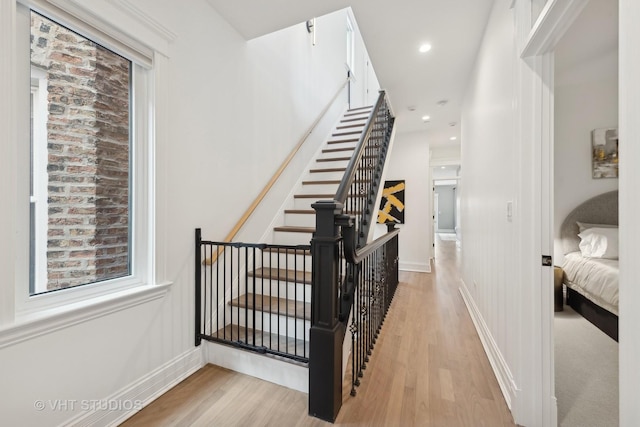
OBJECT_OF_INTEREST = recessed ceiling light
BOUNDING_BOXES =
[450,136,457,141]
[419,43,432,53]
[436,99,448,107]
[422,115,430,121]
[441,166,446,169]
[407,105,416,112]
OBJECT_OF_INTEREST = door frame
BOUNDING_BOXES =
[516,1,590,425]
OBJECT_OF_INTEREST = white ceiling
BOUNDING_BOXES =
[205,0,495,146]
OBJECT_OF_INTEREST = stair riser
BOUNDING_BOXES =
[315,159,350,169]
[284,213,316,228]
[248,280,312,303]
[297,183,341,195]
[306,170,346,181]
[234,308,310,341]
[234,277,311,302]
[272,229,313,246]
[325,141,358,151]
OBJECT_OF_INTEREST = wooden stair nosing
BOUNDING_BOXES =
[309,167,347,173]
[347,105,373,112]
[316,156,352,162]
[302,179,341,185]
[284,209,361,215]
[248,267,312,284]
[327,138,359,145]
[273,225,315,233]
[229,293,311,321]
[336,123,366,130]
[261,247,311,255]
[332,130,363,137]
[322,147,355,153]
[341,116,368,123]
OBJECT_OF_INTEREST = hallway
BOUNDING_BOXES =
[122,240,515,426]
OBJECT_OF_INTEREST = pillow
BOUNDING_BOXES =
[578,227,619,259]
[576,221,618,233]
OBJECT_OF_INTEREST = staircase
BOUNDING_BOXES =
[197,105,373,391]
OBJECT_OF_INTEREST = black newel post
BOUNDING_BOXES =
[195,228,202,347]
[309,200,345,422]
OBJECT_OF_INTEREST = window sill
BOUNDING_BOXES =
[0,281,172,349]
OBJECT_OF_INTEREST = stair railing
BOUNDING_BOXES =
[308,90,397,422]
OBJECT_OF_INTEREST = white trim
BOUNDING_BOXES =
[399,261,431,273]
[618,1,639,423]
[63,346,203,427]
[459,280,519,410]
[204,341,309,393]
[521,0,588,57]
[0,282,171,350]
[110,0,177,44]
[0,0,18,326]
[21,0,154,67]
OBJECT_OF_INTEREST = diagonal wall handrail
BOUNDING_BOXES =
[204,76,351,265]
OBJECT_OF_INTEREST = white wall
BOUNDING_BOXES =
[459,0,522,422]
[0,1,380,425]
[375,131,431,272]
[554,50,619,264]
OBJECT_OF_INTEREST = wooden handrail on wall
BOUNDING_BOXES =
[204,76,351,265]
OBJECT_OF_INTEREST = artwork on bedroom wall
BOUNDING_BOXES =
[591,127,618,179]
[377,180,405,224]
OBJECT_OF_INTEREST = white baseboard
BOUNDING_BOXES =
[204,340,308,393]
[458,280,518,411]
[62,347,204,427]
[399,261,431,273]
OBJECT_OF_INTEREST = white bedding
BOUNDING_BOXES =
[562,251,619,316]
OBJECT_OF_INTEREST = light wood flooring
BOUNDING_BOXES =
[121,239,515,426]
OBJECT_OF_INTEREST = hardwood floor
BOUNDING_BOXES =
[121,240,515,427]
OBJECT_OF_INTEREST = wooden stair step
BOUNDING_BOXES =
[302,180,341,185]
[293,194,334,199]
[229,293,310,320]
[332,130,363,137]
[327,138,359,144]
[309,167,347,173]
[341,116,368,123]
[273,225,315,233]
[347,105,373,112]
[284,209,362,215]
[336,123,365,130]
[323,147,355,153]
[261,247,311,255]
[316,156,352,162]
[212,324,307,359]
[284,209,315,215]
[248,267,312,284]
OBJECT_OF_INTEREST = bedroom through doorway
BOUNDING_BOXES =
[551,1,620,425]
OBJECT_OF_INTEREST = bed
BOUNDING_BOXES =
[559,190,618,341]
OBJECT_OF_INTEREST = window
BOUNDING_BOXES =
[11,1,155,317]
[29,11,132,295]
[346,17,355,73]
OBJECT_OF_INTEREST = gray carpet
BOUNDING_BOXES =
[555,305,618,427]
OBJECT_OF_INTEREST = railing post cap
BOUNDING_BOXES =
[311,200,343,211]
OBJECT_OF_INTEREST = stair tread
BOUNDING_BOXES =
[316,157,352,162]
[284,209,362,215]
[261,247,311,255]
[229,293,310,320]
[327,138,359,144]
[212,324,308,359]
[347,105,373,112]
[323,147,355,154]
[249,267,312,284]
[302,180,341,185]
[332,130,363,137]
[274,225,315,233]
[337,123,366,130]
[309,167,347,173]
[341,117,368,123]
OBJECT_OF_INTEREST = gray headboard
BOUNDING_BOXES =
[560,190,618,254]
